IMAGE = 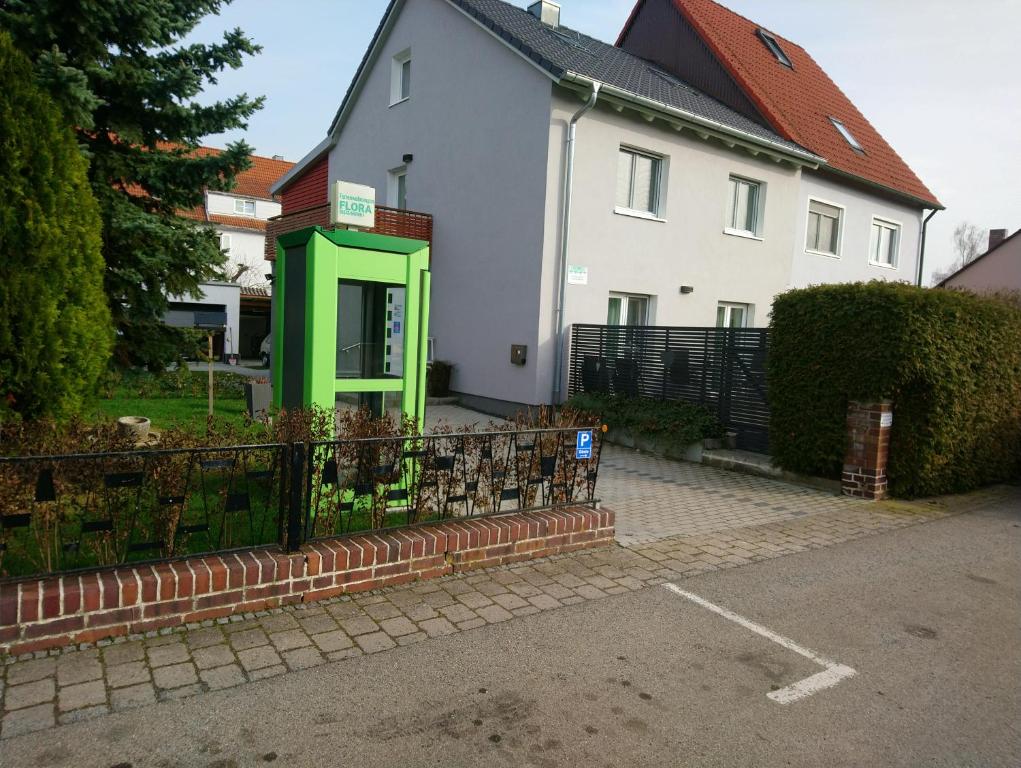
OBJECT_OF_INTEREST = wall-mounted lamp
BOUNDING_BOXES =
[402,153,414,164]
[265,273,275,283]
[679,285,694,294]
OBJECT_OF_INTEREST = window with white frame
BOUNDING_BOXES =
[219,233,232,254]
[391,49,411,105]
[388,167,408,209]
[716,302,750,328]
[756,29,793,68]
[830,117,864,153]
[725,175,764,236]
[869,217,901,267]
[805,199,842,256]
[607,293,650,326]
[615,147,662,217]
[234,198,256,216]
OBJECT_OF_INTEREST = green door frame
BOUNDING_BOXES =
[271,226,431,429]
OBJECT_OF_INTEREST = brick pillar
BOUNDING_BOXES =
[842,400,892,500]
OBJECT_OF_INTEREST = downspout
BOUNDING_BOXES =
[917,209,938,286]
[551,81,601,404]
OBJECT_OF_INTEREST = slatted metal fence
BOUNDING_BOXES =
[568,324,770,453]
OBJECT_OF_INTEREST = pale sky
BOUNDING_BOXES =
[188,0,1020,284]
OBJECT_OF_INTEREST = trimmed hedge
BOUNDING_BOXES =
[769,282,1021,497]
[566,392,723,446]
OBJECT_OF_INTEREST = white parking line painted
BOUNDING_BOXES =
[662,583,857,705]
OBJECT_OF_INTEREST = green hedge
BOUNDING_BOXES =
[566,393,723,446]
[769,282,1021,497]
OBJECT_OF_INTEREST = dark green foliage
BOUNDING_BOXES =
[769,282,1021,497]
[0,32,112,421]
[1,0,264,369]
[427,361,454,397]
[101,367,249,400]
[567,393,723,445]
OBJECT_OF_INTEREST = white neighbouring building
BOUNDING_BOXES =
[270,0,941,413]
[168,150,294,360]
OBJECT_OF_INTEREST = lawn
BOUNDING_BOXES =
[89,368,255,435]
[91,394,249,433]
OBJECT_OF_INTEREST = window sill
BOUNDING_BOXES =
[868,260,898,270]
[805,248,840,259]
[614,206,666,223]
[723,228,763,242]
[389,97,409,108]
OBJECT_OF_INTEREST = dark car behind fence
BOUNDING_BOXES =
[569,324,770,453]
[0,427,602,581]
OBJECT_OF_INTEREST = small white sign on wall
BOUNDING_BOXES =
[567,265,588,285]
[880,412,893,428]
[330,180,376,229]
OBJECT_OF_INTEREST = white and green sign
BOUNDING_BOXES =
[330,180,376,229]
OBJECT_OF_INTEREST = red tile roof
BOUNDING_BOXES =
[188,147,294,201]
[620,0,941,207]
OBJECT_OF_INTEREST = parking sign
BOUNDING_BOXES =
[575,430,593,460]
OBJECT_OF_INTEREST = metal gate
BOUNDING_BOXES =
[568,324,771,453]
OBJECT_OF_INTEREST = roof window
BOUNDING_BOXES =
[756,29,792,68]
[829,117,865,153]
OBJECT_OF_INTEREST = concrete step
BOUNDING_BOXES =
[702,449,841,494]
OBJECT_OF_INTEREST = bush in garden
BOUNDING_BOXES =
[0,32,112,421]
[566,392,723,446]
[769,282,1021,497]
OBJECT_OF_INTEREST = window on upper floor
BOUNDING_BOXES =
[234,198,256,216]
[757,29,792,68]
[615,147,663,218]
[391,49,411,105]
[830,117,865,154]
[869,217,901,268]
[725,175,764,237]
[219,233,232,254]
[806,199,843,256]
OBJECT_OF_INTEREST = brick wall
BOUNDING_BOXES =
[842,401,893,500]
[0,507,613,657]
[264,204,434,262]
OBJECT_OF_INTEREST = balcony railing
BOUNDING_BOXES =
[264,204,433,261]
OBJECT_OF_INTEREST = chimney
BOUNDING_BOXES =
[528,0,560,28]
[988,228,1007,251]
[272,154,284,161]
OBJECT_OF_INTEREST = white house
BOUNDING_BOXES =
[169,150,294,360]
[270,0,941,413]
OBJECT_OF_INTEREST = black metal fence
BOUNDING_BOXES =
[568,324,770,453]
[0,427,603,580]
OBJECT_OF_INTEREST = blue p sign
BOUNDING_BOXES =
[576,430,593,460]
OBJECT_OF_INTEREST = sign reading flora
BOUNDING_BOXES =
[330,180,376,229]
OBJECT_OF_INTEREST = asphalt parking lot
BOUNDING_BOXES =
[2,495,1017,768]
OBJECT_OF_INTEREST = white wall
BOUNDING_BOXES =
[325,0,553,407]
[791,170,922,288]
[539,90,802,401]
[206,191,281,221]
[218,227,270,288]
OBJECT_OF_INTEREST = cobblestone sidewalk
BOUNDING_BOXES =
[3,484,1011,740]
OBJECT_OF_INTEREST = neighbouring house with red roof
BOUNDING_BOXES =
[267,0,940,414]
[166,150,294,361]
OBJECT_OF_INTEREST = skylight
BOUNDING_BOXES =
[830,117,865,153]
[756,29,792,68]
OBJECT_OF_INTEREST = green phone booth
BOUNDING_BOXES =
[271,226,431,429]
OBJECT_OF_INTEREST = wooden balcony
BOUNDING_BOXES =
[264,204,433,261]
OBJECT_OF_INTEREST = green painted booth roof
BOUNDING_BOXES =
[277,226,429,255]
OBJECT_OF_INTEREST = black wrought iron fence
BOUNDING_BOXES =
[0,427,604,581]
[0,444,288,580]
[569,324,770,453]
[303,427,603,542]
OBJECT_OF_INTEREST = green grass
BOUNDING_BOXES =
[92,395,250,433]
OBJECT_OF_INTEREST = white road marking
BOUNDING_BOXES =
[662,583,857,705]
